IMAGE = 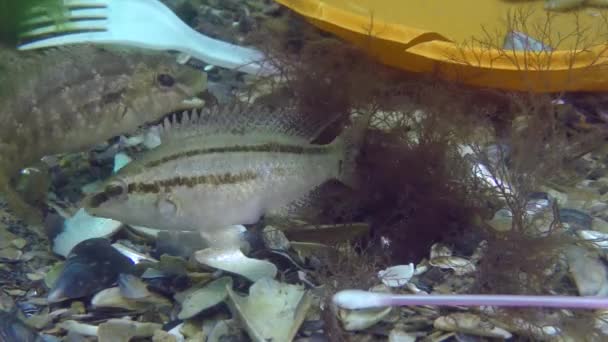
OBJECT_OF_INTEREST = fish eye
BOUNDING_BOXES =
[157,73,175,87]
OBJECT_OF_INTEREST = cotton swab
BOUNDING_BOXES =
[333,290,608,310]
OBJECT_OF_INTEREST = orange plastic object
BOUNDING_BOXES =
[275,0,608,92]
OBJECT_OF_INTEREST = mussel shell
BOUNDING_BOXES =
[47,238,134,303]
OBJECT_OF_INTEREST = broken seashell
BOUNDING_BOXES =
[378,264,415,288]
[152,329,179,342]
[389,328,417,342]
[0,247,22,261]
[577,230,608,249]
[97,319,162,342]
[53,208,123,257]
[177,276,232,319]
[430,243,453,259]
[338,306,393,331]
[560,208,593,231]
[93,286,171,309]
[566,246,608,296]
[195,247,277,282]
[206,319,244,342]
[0,226,17,249]
[434,313,512,339]
[128,225,161,238]
[429,256,476,276]
[11,238,27,249]
[112,243,158,264]
[505,316,561,339]
[487,208,513,232]
[113,152,132,173]
[59,320,98,336]
[47,238,134,303]
[226,277,311,341]
[166,323,186,342]
[262,225,290,250]
[291,241,338,267]
[118,274,151,299]
[91,287,147,310]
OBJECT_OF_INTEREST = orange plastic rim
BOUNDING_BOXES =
[275,0,608,92]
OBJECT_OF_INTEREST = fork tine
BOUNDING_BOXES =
[19,19,108,38]
[20,8,107,26]
[24,0,106,16]
[18,31,112,50]
[62,0,108,7]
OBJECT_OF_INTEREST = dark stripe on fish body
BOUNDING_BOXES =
[127,171,258,194]
[144,143,331,168]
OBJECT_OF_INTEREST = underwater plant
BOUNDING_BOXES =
[253,6,608,339]
[0,0,67,46]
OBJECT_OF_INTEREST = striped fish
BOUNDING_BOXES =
[0,45,206,222]
[84,105,370,248]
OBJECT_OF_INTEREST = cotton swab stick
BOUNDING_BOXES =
[333,290,608,310]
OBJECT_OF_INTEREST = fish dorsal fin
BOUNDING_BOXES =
[155,103,336,144]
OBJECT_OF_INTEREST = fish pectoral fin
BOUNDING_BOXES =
[194,247,277,282]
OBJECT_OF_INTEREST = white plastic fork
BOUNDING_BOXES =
[17,0,278,76]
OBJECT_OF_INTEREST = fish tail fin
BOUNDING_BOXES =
[333,108,374,189]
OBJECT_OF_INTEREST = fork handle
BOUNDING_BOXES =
[179,29,277,76]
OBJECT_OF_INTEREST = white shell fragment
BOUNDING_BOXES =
[195,248,277,282]
[53,208,123,257]
[167,323,186,342]
[59,320,99,336]
[143,127,162,149]
[378,264,415,287]
[338,306,393,331]
[91,287,145,310]
[429,256,476,276]
[92,286,171,310]
[178,277,233,319]
[434,313,512,339]
[113,152,132,173]
[226,277,311,342]
[97,319,162,342]
[112,243,158,264]
[129,225,161,238]
[389,329,417,342]
[577,230,608,249]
